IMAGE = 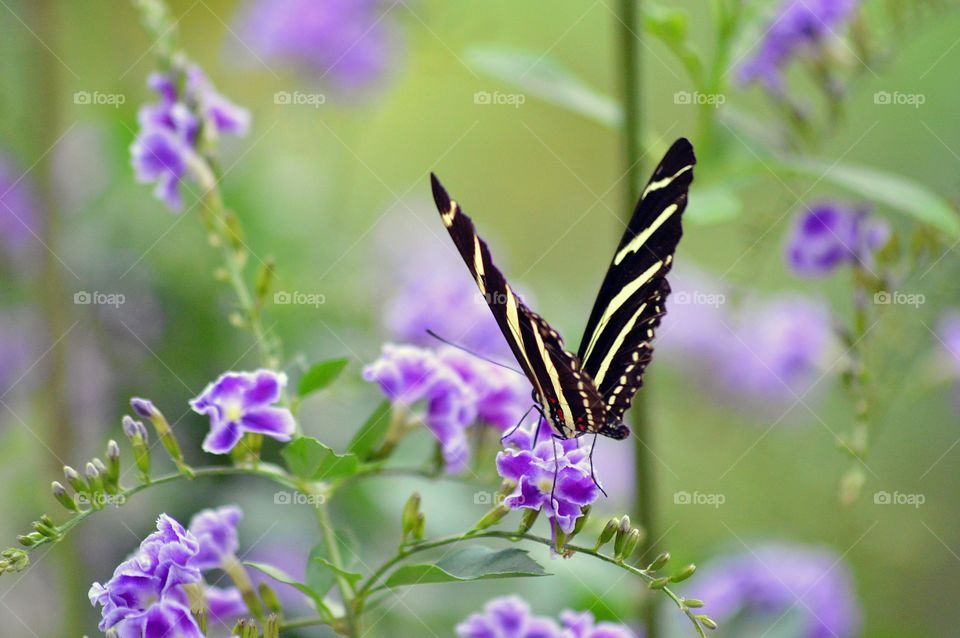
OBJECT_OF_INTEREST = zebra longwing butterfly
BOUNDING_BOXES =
[430,138,695,441]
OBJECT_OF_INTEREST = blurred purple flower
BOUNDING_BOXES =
[938,311,960,375]
[738,0,861,93]
[235,0,402,95]
[456,597,638,638]
[786,202,889,276]
[683,542,861,638]
[660,270,834,411]
[456,596,560,638]
[439,347,532,432]
[132,65,249,211]
[0,308,36,400]
[188,505,242,570]
[497,421,600,538]
[204,585,247,622]
[363,344,476,472]
[0,152,41,260]
[89,514,203,638]
[190,369,296,454]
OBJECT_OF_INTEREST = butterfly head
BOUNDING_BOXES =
[599,421,630,440]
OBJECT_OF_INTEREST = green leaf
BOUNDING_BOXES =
[281,437,359,481]
[686,183,742,224]
[782,158,960,238]
[306,533,358,596]
[346,400,392,460]
[466,45,622,128]
[244,561,327,612]
[298,358,349,397]
[383,547,548,588]
[316,558,363,588]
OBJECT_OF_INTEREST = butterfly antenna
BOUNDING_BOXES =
[425,329,524,376]
[588,432,608,498]
[500,404,537,442]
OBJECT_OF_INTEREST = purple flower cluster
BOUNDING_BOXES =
[738,0,861,93]
[89,514,204,638]
[682,542,861,638]
[132,65,249,210]
[938,311,960,373]
[659,269,834,412]
[786,202,890,277]
[235,0,401,95]
[190,369,296,455]
[363,343,531,472]
[457,596,637,638]
[0,152,41,262]
[497,421,600,539]
[90,508,250,636]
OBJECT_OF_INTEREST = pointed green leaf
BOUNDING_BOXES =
[383,547,548,588]
[298,358,349,398]
[782,158,960,238]
[244,561,328,613]
[306,533,358,597]
[346,400,392,460]
[282,437,359,481]
[466,45,622,128]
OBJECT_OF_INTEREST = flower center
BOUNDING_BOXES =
[538,478,554,494]
[224,399,244,423]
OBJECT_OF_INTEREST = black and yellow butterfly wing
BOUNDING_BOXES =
[577,138,696,423]
[430,174,606,438]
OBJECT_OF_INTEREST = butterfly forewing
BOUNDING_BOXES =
[577,138,696,421]
[430,174,605,438]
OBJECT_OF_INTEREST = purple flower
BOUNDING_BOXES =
[0,152,41,261]
[132,65,249,211]
[681,542,861,638]
[456,596,560,638]
[938,311,960,374]
[89,514,203,638]
[190,369,296,454]
[738,0,861,93]
[560,610,638,638]
[204,585,247,622]
[456,597,638,638]
[363,344,476,472]
[786,202,890,276]
[496,421,600,536]
[235,0,402,95]
[188,505,242,570]
[439,347,532,431]
[0,308,36,400]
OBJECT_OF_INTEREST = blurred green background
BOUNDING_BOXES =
[1,1,959,636]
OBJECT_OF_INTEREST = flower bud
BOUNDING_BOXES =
[85,462,104,498]
[63,465,87,495]
[105,440,121,491]
[130,397,192,477]
[51,481,78,512]
[192,607,208,635]
[518,508,540,534]
[472,502,509,532]
[32,518,58,540]
[646,551,671,572]
[264,614,280,638]
[413,511,426,541]
[683,598,705,608]
[648,576,671,590]
[594,517,619,551]
[571,505,591,539]
[613,516,631,556]
[259,582,282,614]
[17,533,42,547]
[552,520,568,554]
[670,563,696,583]
[697,615,718,630]
[618,528,641,562]
[0,548,28,573]
[402,492,421,538]
[123,416,152,481]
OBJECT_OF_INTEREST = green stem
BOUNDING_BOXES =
[312,493,359,637]
[615,2,659,637]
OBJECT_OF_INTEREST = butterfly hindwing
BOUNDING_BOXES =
[578,138,696,421]
[430,174,605,438]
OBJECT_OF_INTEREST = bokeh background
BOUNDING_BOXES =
[1,0,959,636]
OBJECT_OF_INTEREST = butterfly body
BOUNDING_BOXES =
[431,138,695,442]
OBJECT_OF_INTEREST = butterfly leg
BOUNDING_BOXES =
[500,403,537,443]
[588,432,608,498]
[531,403,549,447]
[550,435,560,514]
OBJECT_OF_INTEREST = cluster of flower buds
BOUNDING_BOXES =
[640,548,716,631]
[593,515,644,563]
[0,548,29,575]
[52,438,125,518]
[231,614,280,638]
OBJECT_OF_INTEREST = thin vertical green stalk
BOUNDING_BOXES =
[616,2,659,637]
[313,493,359,637]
